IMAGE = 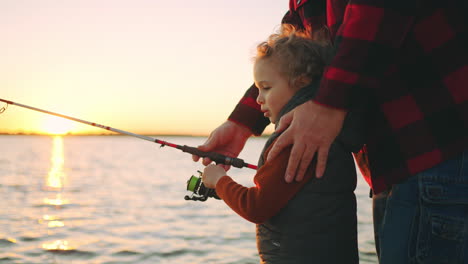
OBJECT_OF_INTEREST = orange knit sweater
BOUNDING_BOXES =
[215,146,315,224]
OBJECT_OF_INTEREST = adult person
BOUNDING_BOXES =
[194,0,468,263]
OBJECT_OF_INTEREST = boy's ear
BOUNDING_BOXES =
[294,75,312,89]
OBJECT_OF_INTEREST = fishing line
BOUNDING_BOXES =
[0,98,258,170]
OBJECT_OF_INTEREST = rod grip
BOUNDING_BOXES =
[180,145,246,169]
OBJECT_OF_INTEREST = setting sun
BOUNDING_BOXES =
[40,116,76,135]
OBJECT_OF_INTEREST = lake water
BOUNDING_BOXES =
[0,135,378,263]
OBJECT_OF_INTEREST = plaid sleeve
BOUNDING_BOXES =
[282,8,304,30]
[314,1,415,109]
[283,0,327,35]
[228,84,270,136]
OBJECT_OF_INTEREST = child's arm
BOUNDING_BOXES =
[214,146,315,224]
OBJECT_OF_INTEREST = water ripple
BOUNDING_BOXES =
[45,249,97,257]
[158,248,205,257]
[0,256,21,264]
[112,249,142,256]
[19,236,41,242]
[0,238,16,246]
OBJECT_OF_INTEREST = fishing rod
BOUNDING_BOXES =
[0,98,258,201]
[0,98,257,169]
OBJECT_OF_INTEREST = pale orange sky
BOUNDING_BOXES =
[0,1,286,135]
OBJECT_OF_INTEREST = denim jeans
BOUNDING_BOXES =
[373,150,468,264]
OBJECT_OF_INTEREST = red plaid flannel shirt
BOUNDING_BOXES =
[228,0,468,193]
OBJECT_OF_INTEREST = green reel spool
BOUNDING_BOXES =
[186,175,201,192]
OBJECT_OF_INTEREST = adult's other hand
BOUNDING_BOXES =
[267,101,346,182]
[193,121,252,170]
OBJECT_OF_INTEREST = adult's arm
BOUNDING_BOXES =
[314,1,415,109]
[227,84,269,136]
[268,1,415,181]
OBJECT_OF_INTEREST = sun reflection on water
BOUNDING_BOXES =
[43,195,70,207]
[42,240,75,251]
[39,215,66,228]
[41,136,73,253]
[42,136,70,210]
[45,136,66,190]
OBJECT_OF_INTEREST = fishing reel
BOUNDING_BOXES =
[184,171,220,202]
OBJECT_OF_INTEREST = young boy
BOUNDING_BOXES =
[202,26,364,263]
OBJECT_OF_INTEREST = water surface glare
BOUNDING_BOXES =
[0,135,377,263]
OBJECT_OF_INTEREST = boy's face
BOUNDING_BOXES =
[254,58,295,124]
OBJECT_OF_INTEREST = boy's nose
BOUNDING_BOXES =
[256,95,264,105]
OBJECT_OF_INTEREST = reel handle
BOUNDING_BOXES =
[184,171,220,202]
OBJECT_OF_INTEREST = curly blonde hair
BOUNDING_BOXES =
[255,24,332,89]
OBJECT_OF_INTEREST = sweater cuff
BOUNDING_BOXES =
[215,175,232,199]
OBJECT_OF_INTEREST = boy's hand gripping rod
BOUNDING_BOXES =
[0,98,258,170]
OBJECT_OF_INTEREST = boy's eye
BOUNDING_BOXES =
[262,86,271,90]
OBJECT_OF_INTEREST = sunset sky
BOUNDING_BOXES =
[0,0,286,135]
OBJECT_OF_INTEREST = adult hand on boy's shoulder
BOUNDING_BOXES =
[267,101,346,182]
